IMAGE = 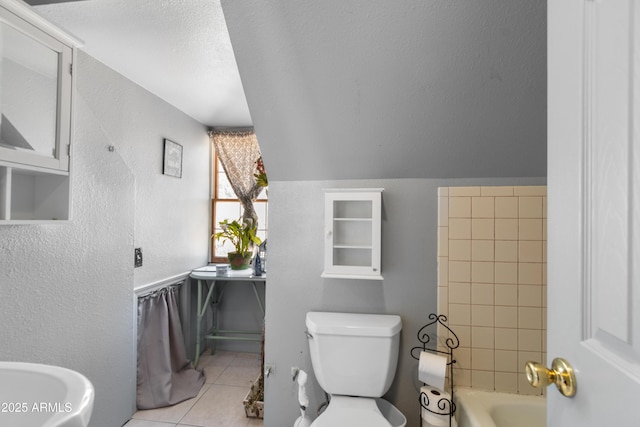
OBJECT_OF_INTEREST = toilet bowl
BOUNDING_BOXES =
[311,395,406,427]
[305,312,407,427]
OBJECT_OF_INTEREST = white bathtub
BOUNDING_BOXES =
[456,388,545,427]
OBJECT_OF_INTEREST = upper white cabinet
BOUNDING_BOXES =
[0,0,81,222]
[322,188,383,280]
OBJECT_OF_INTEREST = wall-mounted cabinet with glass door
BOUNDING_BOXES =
[322,188,383,280]
[0,0,80,223]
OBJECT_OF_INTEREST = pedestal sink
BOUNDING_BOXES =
[0,362,94,427]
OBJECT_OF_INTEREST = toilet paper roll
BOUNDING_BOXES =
[422,416,458,427]
[422,414,458,427]
[420,386,455,427]
[418,351,447,390]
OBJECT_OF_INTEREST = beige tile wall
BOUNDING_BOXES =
[437,186,546,395]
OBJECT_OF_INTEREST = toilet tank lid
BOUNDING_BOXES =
[306,312,402,337]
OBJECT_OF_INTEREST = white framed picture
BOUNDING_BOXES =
[163,139,183,178]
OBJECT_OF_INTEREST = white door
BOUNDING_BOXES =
[547,0,640,425]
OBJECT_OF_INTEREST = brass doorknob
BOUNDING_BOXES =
[525,358,577,397]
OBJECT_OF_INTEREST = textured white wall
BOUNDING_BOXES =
[0,51,210,427]
[76,51,211,288]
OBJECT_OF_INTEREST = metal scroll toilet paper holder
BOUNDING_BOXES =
[411,313,459,427]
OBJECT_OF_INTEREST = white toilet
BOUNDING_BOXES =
[305,311,407,427]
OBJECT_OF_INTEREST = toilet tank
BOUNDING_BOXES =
[306,312,402,398]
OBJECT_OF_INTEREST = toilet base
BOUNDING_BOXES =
[310,395,406,427]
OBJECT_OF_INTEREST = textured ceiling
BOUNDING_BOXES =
[32,0,252,127]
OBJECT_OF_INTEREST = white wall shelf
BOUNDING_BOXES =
[0,165,70,222]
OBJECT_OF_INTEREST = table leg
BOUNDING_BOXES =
[195,280,202,367]
[251,281,265,317]
[210,283,222,355]
[195,280,216,367]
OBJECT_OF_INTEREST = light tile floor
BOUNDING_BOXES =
[124,351,264,427]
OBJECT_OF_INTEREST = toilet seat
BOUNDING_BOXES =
[310,395,393,427]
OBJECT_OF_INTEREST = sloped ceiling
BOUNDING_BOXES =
[31,0,252,127]
[222,1,547,181]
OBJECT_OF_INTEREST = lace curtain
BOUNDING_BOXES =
[209,130,263,224]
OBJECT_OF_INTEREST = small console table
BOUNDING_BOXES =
[190,266,266,367]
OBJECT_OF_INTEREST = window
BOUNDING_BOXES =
[211,154,268,262]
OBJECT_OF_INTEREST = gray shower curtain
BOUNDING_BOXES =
[136,284,205,409]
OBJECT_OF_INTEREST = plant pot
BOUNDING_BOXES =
[228,252,252,270]
[243,375,264,418]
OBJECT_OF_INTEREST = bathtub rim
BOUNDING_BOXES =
[455,388,545,427]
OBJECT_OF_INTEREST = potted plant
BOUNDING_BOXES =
[243,325,265,418]
[213,217,262,270]
[254,156,268,188]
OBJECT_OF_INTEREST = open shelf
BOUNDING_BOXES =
[0,165,70,222]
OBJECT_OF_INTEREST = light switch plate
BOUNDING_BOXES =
[134,248,143,267]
